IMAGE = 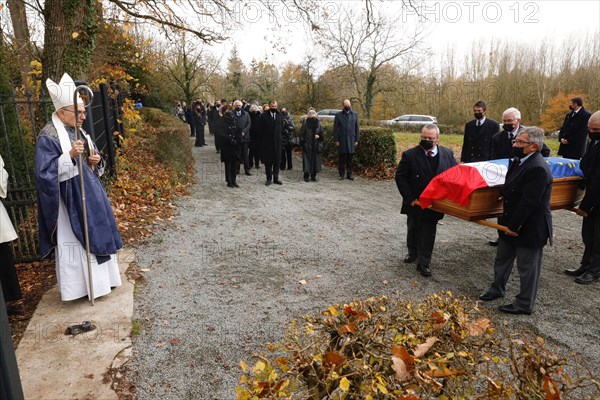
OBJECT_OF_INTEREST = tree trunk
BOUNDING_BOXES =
[42,0,98,85]
[7,0,32,90]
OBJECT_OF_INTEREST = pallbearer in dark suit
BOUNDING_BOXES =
[395,124,457,277]
[558,97,592,160]
[479,127,552,315]
[566,111,600,284]
[461,100,500,163]
[258,100,284,186]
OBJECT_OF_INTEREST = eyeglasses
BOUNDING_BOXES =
[511,139,532,145]
[63,109,87,116]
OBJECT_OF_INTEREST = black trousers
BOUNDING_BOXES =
[224,161,239,184]
[280,144,293,170]
[188,123,195,137]
[406,206,439,267]
[0,242,21,302]
[338,153,353,177]
[194,124,206,146]
[264,162,280,182]
[249,146,260,168]
[581,209,600,274]
[240,142,251,172]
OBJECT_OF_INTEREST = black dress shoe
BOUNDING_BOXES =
[498,304,532,315]
[245,171,253,176]
[417,264,432,277]
[574,271,600,284]
[274,180,283,185]
[564,266,587,276]
[403,255,417,263]
[227,183,234,188]
[346,175,354,180]
[304,176,310,182]
[232,182,240,188]
[311,176,317,182]
[479,291,502,301]
[488,240,499,246]
[265,180,272,186]
[339,176,344,180]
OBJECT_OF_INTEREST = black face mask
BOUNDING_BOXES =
[343,106,351,112]
[512,147,526,158]
[474,112,484,120]
[569,105,575,111]
[270,108,277,112]
[420,139,434,150]
[503,124,514,132]
[589,131,600,141]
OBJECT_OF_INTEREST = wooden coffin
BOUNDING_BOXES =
[429,176,584,221]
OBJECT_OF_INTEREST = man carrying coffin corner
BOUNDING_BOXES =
[479,126,552,315]
[395,124,456,277]
[35,73,122,301]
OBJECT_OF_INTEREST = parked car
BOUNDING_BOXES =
[382,114,438,126]
[300,108,340,122]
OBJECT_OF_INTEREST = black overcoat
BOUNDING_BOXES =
[216,114,242,162]
[461,118,500,162]
[558,108,592,159]
[258,110,283,164]
[301,117,323,174]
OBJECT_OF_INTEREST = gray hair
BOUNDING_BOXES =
[307,109,317,118]
[233,100,242,107]
[249,104,260,112]
[518,126,545,150]
[422,124,440,137]
[503,107,521,120]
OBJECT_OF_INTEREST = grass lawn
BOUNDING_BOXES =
[393,132,561,162]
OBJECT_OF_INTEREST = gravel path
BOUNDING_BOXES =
[130,134,600,399]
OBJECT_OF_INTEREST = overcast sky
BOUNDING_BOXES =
[213,0,600,70]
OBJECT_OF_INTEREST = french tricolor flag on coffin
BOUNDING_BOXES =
[419,157,583,209]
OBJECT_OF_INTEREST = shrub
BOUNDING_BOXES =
[321,124,397,178]
[236,293,599,399]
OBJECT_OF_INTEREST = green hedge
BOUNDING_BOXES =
[321,123,397,170]
[139,107,193,180]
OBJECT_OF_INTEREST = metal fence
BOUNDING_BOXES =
[0,83,124,262]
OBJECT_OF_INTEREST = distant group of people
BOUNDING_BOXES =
[172,99,208,148]
[190,98,360,187]
[395,97,599,316]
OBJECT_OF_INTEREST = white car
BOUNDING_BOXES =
[382,114,438,126]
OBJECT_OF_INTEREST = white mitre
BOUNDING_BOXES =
[46,73,83,111]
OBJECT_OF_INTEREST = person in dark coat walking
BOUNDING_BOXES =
[333,99,360,180]
[558,96,592,160]
[208,101,222,152]
[479,127,552,315]
[395,124,457,277]
[461,100,500,163]
[258,100,284,186]
[300,109,323,182]
[233,100,253,176]
[193,100,207,147]
[566,111,600,284]
[280,108,296,170]
[184,102,195,137]
[248,104,262,169]
[215,105,242,188]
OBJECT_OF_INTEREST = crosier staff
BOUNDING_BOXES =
[73,85,95,306]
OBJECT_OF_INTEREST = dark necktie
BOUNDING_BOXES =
[476,120,481,127]
[427,150,433,157]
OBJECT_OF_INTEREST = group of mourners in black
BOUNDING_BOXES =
[176,98,324,188]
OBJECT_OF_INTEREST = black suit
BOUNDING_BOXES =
[485,151,552,312]
[576,140,600,275]
[558,108,592,159]
[461,118,500,162]
[258,110,284,182]
[491,125,550,160]
[395,145,457,267]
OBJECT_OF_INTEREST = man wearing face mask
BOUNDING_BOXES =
[489,107,550,246]
[395,124,457,277]
[557,97,591,160]
[479,127,552,315]
[333,99,360,180]
[461,100,500,163]
[258,100,284,185]
[233,100,252,176]
[566,111,600,284]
